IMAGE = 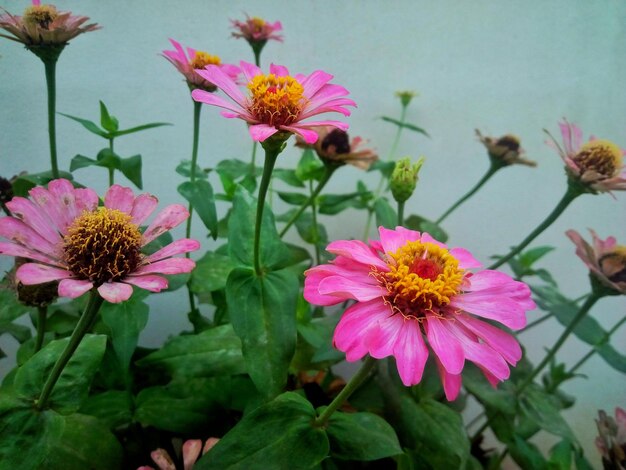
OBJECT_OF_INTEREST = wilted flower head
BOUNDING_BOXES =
[192,62,355,144]
[0,0,99,47]
[546,118,626,193]
[476,130,536,167]
[595,407,626,470]
[231,14,283,45]
[138,437,220,470]
[296,126,377,169]
[304,227,535,400]
[567,229,626,295]
[395,90,417,108]
[0,176,13,208]
[0,179,199,303]
[162,38,240,92]
[390,157,424,203]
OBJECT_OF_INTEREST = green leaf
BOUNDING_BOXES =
[318,192,366,215]
[381,116,430,137]
[11,171,74,197]
[195,392,329,470]
[99,100,119,132]
[295,148,325,181]
[79,390,133,429]
[374,197,397,229]
[519,246,555,269]
[13,334,107,413]
[100,295,149,375]
[508,435,548,470]
[405,214,449,243]
[109,121,171,138]
[277,191,309,206]
[368,160,396,178]
[136,324,246,379]
[119,154,143,189]
[326,411,402,460]
[226,268,298,398]
[0,288,32,325]
[176,160,208,179]
[69,154,98,171]
[190,251,237,294]
[178,180,218,239]
[463,364,516,414]
[519,385,576,442]
[273,168,305,187]
[59,112,108,138]
[548,440,573,470]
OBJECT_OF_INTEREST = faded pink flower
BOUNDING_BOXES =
[0,179,199,303]
[546,118,626,193]
[595,407,626,470]
[230,14,283,45]
[139,438,219,470]
[162,38,240,92]
[0,0,99,46]
[567,229,626,295]
[304,227,535,400]
[191,62,355,144]
[475,130,536,167]
[296,126,378,170]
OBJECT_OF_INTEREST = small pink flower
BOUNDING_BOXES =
[546,118,626,193]
[567,229,626,295]
[304,227,536,400]
[0,179,199,303]
[0,1,99,46]
[162,38,240,92]
[230,14,283,44]
[191,62,355,144]
[139,438,219,470]
[296,126,378,170]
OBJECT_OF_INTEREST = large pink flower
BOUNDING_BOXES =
[230,14,283,44]
[191,62,355,144]
[567,229,626,295]
[546,118,626,193]
[304,227,535,400]
[0,179,199,303]
[162,38,240,92]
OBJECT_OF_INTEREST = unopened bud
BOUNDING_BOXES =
[390,157,424,203]
[395,90,417,108]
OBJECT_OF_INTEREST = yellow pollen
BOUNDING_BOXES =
[247,74,305,127]
[251,17,266,30]
[23,5,58,28]
[376,240,464,319]
[189,51,221,69]
[63,208,142,286]
[572,140,623,178]
[599,246,626,284]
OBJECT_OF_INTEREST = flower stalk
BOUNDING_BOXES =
[34,306,47,353]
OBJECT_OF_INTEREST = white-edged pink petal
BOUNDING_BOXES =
[97,282,133,303]
[134,258,196,276]
[16,263,72,284]
[142,204,190,245]
[58,279,93,298]
[104,184,135,213]
[123,275,168,292]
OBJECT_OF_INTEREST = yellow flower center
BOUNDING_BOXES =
[23,5,58,29]
[189,51,221,70]
[599,246,626,284]
[251,17,266,31]
[377,240,465,319]
[572,140,622,178]
[247,74,305,127]
[63,208,142,285]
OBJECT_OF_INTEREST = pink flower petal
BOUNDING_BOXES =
[435,357,463,401]
[74,188,99,213]
[16,263,72,284]
[303,268,345,306]
[379,226,421,255]
[123,275,168,292]
[104,184,135,214]
[279,125,318,144]
[456,314,522,365]
[131,193,159,226]
[134,258,196,276]
[5,197,62,245]
[326,239,388,271]
[146,238,200,263]
[334,299,389,362]
[28,186,66,235]
[240,61,263,82]
[0,217,58,254]
[392,319,429,386]
[182,439,202,470]
[142,204,190,245]
[269,63,289,77]
[300,70,334,99]
[197,65,247,106]
[366,313,405,358]
[249,124,279,142]
[0,241,63,267]
[47,179,78,230]
[449,247,482,269]
[58,279,93,298]
[318,275,387,302]
[150,449,176,470]
[425,315,465,375]
[450,294,528,330]
[191,89,250,117]
[97,282,134,303]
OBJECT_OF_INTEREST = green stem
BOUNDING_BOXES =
[397,200,405,226]
[43,57,59,179]
[314,356,377,427]
[388,105,407,163]
[254,142,283,276]
[279,166,334,238]
[435,162,502,225]
[34,306,47,353]
[36,290,104,410]
[108,138,115,186]
[253,48,262,68]
[488,184,581,270]
[251,141,258,172]
[310,180,321,265]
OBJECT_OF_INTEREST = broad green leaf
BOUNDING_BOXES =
[99,100,119,132]
[109,121,171,138]
[0,288,32,325]
[13,334,107,414]
[295,147,325,181]
[119,154,143,189]
[176,160,208,179]
[326,411,402,460]
[178,180,218,239]
[520,385,576,442]
[381,116,430,137]
[318,192,367,215]
[374,197,397,229]
[69,154,98,171]
[100,295,149,374]
[277,191,309,206]
[548,440,573,470]
[226,268,298,398]
[79,390,133,429]
[404,214,449,243]
[508,435,548,470]
[59,112,108,138]
[463,364,516,414]
[518,246,555,269]
[195,392,329,470]
[190,251,237,294]
[295,212,328,248]
[368,160,396,178]
[273,168,305,187]
[136,324,246,379]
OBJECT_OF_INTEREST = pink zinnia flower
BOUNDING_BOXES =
[296,126,378,170]
[0,0,99,46]
[162,38,240,92]
[0,179,199,303]
[230,14,283,45]
[138,438,219,470]
[191,62,355,144]
[567,229,626,295]
[546,118,626,193]
[304,227,535,400]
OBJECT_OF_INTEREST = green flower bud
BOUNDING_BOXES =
[395,90,418,108]
[390,157,424,203]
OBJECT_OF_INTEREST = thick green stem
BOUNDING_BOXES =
[397,201,405,226]
[43,58,59,179]
[108,138,115,186]
[36,290,104,410]
[34,306,47,353]
[314,356,377,427]
[435,162,502,225]
[489,184,582,270]
[250,141,258,172]
[280,166,334,238]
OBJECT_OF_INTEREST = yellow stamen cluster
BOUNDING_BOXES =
[63,208,142,285]
[247,74,305,127]
[23,5,58,29]
[599,246,626,284]
[251,17,266,30]
[379,240,464,319]
[190,51,221,70]
[573,140,622,178]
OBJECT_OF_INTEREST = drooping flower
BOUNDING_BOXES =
[0,179,199,303]
[304,227,535,400]
[0,0,99,46]
[476,130,536,167]
[230,14,283,45]
[595,407,626,470]
[138,438,220,470]
[567,229,626,295]
[162,38,240,92]
[296,126,378,169]
[191,62,355,144]
[546,118,626,193]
